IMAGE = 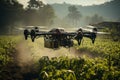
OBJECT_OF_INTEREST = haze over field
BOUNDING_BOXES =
[0,0,120,34]
[18,0,120,26]
[0,0,120,79]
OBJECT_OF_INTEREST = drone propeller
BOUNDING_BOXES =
[86,25,95,28]
[97,32,110,34]
[15,26,47,31]
[65,26,109,34]
[86,25,104,29]
[82,27,110,34]
[80,28,92,32]
[26,26,47,29]
[15,27,25,31]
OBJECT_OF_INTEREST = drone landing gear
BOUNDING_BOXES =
[31,36,35,42]
[75,38,82,45]
[24,29,29,40]
[75,30,83,46]
[78,39,82,45]
[25,35,28,40]
[91,33,96,44]
[30,30,36,42]
[91,38,95,44]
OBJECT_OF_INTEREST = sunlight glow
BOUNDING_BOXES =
[18,0,112,7]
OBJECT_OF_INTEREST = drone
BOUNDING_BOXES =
[18,25,109,49]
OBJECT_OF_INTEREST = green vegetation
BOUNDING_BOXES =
[0,36,22,80]
[0,0,55,34]
[66,6,82,26]
[37,56,119,80]
[0,36,120,80]
[75,38,120,68]
[0,36,20,65]
[37,37,120,80]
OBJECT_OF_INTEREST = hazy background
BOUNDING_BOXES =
[0,0,120,34]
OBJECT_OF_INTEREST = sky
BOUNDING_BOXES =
[18,0,112,7]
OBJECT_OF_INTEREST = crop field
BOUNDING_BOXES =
[0,36,120,80]
[0,0,120,80]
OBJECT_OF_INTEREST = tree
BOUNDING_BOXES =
[67,6,82,26]
[90,14,104,24]
[0,0,24,34]
[0,0,55,34]
[25,0,55,26]
[27,0,44,9]
[84,14,104,25]
[41,4,55,25]
[84,16,91,25]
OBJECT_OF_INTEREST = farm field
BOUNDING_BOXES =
[0,36,120,80]
[0,0,120,80]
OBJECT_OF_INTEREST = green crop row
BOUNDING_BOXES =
[0,36,119,80]
[0,36,17,65]
[30,37,120,80]
[36,56,120,80]
[74,37,120,68]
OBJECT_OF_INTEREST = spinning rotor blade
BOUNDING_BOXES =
[39,29,49,32]
[86,25,95,28]
[80,27,110,34]
[26,26,47,29]
[65,27,83,31]
[15,27,25,30]
[97,32,110,34]
[38,26,47,29]
[26,26,34,28]
[81,28,92,32]
[86,25,104,29]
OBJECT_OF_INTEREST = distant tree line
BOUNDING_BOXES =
[62,5,104,27]
[0,0,55,34]
[67,6,82,26]
[94,22,120,41]
[0,0,24,34]
[85,14,104,25]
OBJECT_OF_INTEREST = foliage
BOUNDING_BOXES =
[28,0,44,9]
[23,0,55,26]
[110,26,120,41]
[0,36,119,80]
[0,0,55,34]
[75,37,120,69]
[0,36,22,80]
[0,0,24,34]
[67,6,82,26]
[93,22,120,41]
[36,38,120,80]
[37,56,119,80]
[85,14,104,25]
[0,36,20,65]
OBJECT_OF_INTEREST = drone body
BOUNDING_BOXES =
[23,26,98,49]
[44,28,74,48]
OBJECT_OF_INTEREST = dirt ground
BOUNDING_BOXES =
[16,37,95,66]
